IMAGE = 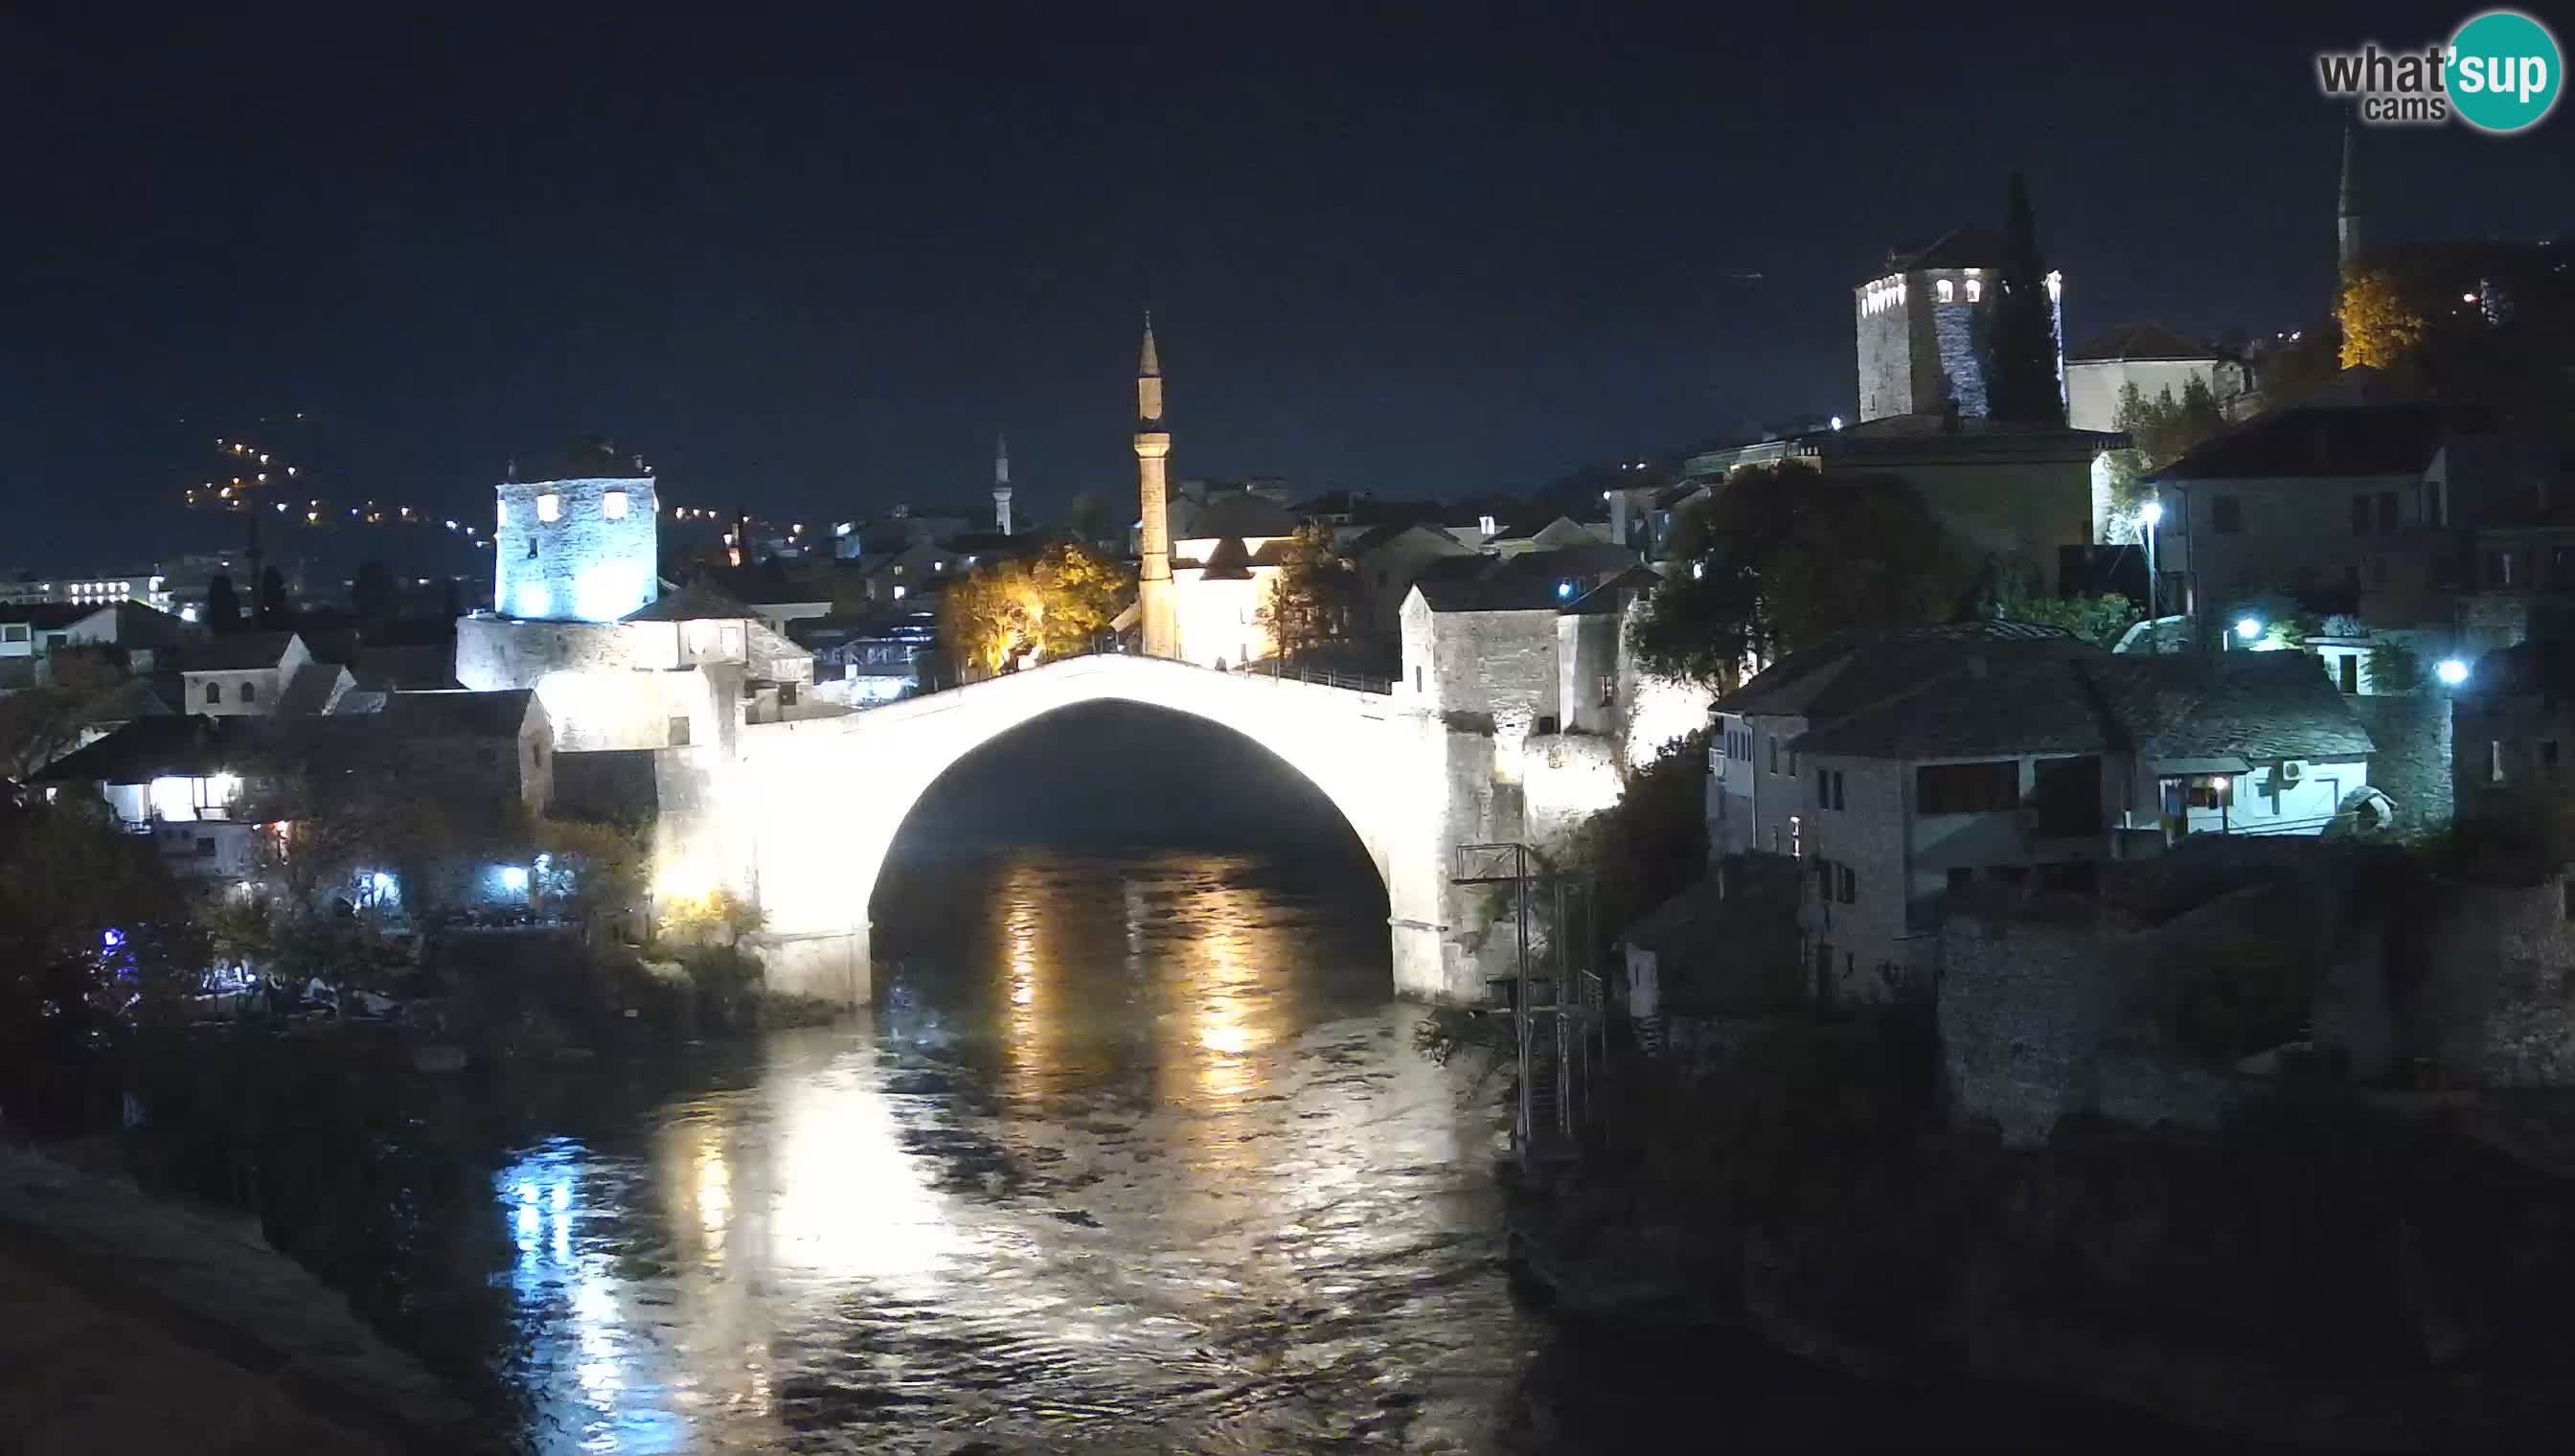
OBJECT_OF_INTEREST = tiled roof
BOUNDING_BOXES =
[1884,229,2010,273]
[0,603,92,630]
[176,630,298,672]
[1788,647,2374,763]
[2070,322,2220,363]
[622,583,754,623]
[380,689,537,739]
[1717,620,2085,719]
[1412,544,1642,613]
[2151,403,2488,482]
[1181,491,1301,539]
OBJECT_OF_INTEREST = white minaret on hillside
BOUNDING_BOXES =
[992,433,1014,536]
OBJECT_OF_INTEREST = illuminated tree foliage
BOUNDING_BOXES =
[937,539,1130,676]
[1256,520,1360,662]
[2338,266,2427,370]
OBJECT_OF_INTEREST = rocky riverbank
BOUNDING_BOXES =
[1508,1022,2575,1452]
[0,1144,490,1453]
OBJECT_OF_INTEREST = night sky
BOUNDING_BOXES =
[7,5,2571,572]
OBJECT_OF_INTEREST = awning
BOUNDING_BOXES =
[2153,756,2252,776]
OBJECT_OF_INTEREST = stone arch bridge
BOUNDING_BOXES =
[684,654,1524,1007]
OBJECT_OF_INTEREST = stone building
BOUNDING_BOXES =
[2143,401,2511,639]
[174,631,353,717]
[1715,625,2377,1002]
[1855,230,2063,423]
[2062,323,2249,435]
[1683,413,2118,597]
[492,446,658,626]
[2452,636,2575,853]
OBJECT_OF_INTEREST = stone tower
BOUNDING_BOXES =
[2336,122,2367,274]
[992,433,1014,536]
[492,448,658,624]
[1133,313,1178,658]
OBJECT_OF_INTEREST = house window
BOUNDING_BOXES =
[1965,279,1983,303]
[1789,815,1803,858]
[2164,774,2234,811]
[1413,667,1424,693]
[537,492,562,522]
[669,716,692,746]
[2490,551,2518,588]
[1936,278,1955,303]
[0,624,25,644]
[1837,863,1856,904]
[2492,739,2506,784]
[2339,655,2360,694]
[1915,761,2019,814]
[1768,738,1778,775]
[1814,767,1846,809]
[239,681,256,704]
[1596,672,1616,707]
[205,681,222,704]
[603,489,629,520]
[2210,496,2243,535]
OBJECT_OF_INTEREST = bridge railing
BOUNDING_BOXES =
[859,643,1394,708]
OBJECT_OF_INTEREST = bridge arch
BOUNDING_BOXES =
[715,656,1478,1008]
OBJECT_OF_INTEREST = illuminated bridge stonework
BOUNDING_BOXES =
[696,654,1510,1008]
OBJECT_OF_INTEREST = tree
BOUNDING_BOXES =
[937,539,1131,675]
[2096,378,2231,542]
[2366,640,2426,694]
[659,886,765,948]
[937,557,1038,676]
[0,797,205,1122]
[1981,171,2065,426]
[1256,520,1359,661]
[204,573,240,631]
[529,816,648,943]
[257,566,289,628]
[1988,580,2141,648]
[2338,265,2428,370]
[1028,539,1129,659]
[351,560,395,621]
[1632,464,1974,688]
[0,647,129,783]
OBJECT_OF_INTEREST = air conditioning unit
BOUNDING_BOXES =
[2278,760,2305,785]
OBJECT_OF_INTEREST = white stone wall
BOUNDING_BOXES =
[1522,732,1623,861]
[1800,753,1924,1001]
[1171,568,1275,670]
[2065,356,2222,434]
[726,655,1500,1009]
[493,476,658,624]
[1403,606,1559,783]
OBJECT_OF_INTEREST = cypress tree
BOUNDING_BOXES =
[1983,171,2064,426]
[203,573,239,631]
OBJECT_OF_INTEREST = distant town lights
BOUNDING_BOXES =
[2436,658,2471,687]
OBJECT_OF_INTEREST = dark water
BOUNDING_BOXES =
[409,845,2216,1452]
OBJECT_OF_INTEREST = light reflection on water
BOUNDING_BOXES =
[487,850,1518,1453]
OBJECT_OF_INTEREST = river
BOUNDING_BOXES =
[358,842,2213,1455]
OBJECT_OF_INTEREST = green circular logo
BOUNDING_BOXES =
[2450,10,2562,133]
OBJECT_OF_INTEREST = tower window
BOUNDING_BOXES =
[1936,279,1955,303]
[603,489,628,520]
[1966,279,1983,303]
[536,493,561,522]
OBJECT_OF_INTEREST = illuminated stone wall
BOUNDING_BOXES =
[726,655,1505,1008]
[1400,595,1560,783]
[492,476,659,624]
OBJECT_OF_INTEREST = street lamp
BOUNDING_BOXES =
[2140,500,2163,631]
[2236,616,2263,643]
[2436,657,2470,687]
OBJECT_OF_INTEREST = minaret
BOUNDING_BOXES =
[1133,311,1178,659]
[992,433,1014,536]
[2336,122,2366,274]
